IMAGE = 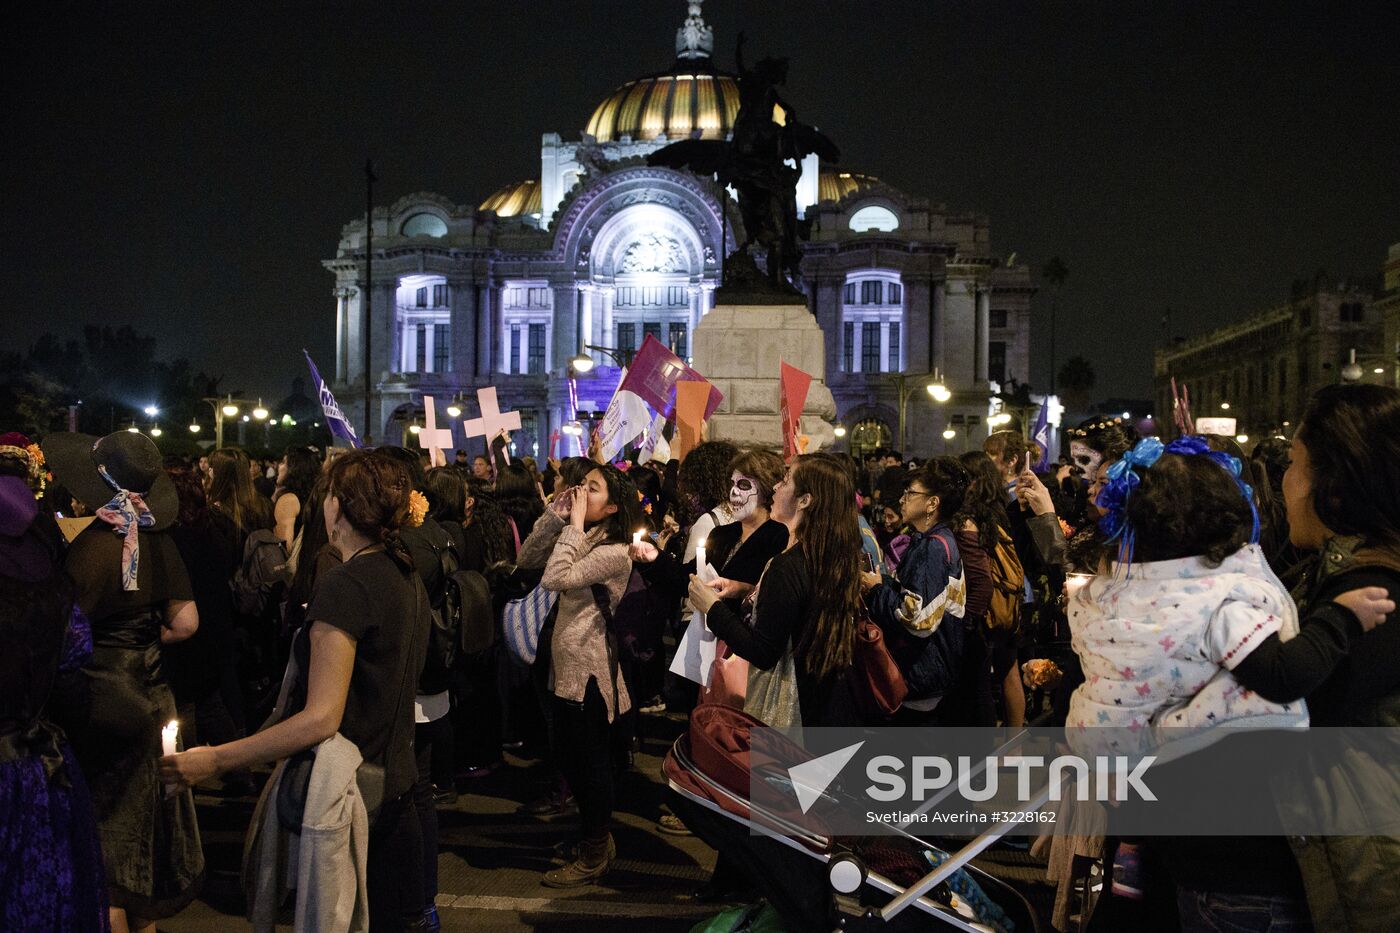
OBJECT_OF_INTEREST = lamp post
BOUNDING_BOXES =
[891,370,951,455]
[202,395,271,449]
[569,343,636,372]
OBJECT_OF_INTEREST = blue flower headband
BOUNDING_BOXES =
[1096,435,1259,566]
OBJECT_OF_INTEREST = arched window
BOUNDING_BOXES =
[401,213,448,238]
[849,205,899,233]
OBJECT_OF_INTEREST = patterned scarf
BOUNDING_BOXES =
[94,464,154,591]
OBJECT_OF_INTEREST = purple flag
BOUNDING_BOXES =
[1032,398,1050,471]
[303,350,361,447]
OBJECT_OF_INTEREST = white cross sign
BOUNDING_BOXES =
[417,396,456,467]
[462,387,521,443]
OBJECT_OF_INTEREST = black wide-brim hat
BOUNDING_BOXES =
[41,431,177,531]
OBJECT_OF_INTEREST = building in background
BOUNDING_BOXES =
[1154,244,1398,442]
[324,1,1034,457]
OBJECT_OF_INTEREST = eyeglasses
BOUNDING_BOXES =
[900,488,933,502]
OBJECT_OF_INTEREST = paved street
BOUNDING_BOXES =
[162,713,1053,931]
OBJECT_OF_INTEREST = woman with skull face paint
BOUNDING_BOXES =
[699,450,790,614]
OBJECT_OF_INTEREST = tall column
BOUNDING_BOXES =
[449,277,477,381]
[880,321,891,373]
[932,279,947,379]
[370,280,398,380]
[580,284,595,350]
[687,285,701,342]
[475,284,492,378]
[813,277,842,379]
[975,284,990,387]
[334,287,349,384]
[551,282,575,373]
[600,287,615,353]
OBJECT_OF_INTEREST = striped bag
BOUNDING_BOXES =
[502,583,558,667]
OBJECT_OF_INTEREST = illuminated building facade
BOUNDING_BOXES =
[325,1,1034,457]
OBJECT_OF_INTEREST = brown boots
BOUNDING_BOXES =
[541,833,615,887]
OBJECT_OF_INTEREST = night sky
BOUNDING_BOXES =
[7,1,1397,402]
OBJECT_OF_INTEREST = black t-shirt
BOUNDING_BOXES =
[302,549,429,799]
[66,523,193,627]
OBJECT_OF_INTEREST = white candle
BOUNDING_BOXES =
[696,544,706,572]
[161,720,180,797]
[162,720,179,757]
[633,529,644,546]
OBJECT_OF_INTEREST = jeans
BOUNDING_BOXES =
[551,677,614,838]
[1176,889,1314,933]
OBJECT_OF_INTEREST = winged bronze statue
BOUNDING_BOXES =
[648,34,839,291]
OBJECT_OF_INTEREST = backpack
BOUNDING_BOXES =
[985,528,1025,634]
[416,522,462,694]
[231,528,291,617]
[447,566,493,657]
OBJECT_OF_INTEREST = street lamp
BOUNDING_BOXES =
[144,405,159,417]
[189,423,200,434]
[252,400,269,421]
[833,424,847,438]
[893,369,950,455]
[150,425,162,437]
[942,427,957,440]
[573,344,634,371]
[1220,402,1231,410]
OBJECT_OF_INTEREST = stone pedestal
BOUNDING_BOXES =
[692,302,837,451]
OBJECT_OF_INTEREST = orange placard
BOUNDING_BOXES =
[675,379,712,462]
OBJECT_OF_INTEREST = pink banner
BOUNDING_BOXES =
[620,334,723,421]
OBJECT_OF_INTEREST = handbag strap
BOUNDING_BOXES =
[589,583,622,718]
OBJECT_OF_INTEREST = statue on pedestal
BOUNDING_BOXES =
[648,34,839,299]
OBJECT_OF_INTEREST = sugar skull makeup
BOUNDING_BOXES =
[729,472,760,520]
[1070,441,1103,477]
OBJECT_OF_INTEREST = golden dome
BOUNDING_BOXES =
[479,179,542,217]
[818,171,882,203]
[586,70,739,143]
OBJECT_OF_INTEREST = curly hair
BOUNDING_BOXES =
[678,440,740,518]
[1297,384,1400,548]
[1125,453,1253,565]
[1079,421,1136,462]
[165,465,210,528]
[983,431,1034,475]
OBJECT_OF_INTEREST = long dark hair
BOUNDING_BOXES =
[496,463,544,540]
[166,464,210,529]
[588,465,644,545]
[287,474,331,610]
[1297,384,1400,548]
[466,478,515,567]
[679,441,740,519]
[955,450,1012,552]
[277,446,320,503]
[424,467,466,525]
[207,448,272,535]
[788,455,862,682]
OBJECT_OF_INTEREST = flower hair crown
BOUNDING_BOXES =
[1096,435,1259,566]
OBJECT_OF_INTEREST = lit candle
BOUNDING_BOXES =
[696,544,707,573]
[1065,573,1093,601]
[162,720,179,757]
[633,529,644,546]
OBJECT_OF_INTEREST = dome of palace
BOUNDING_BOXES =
[818,170,883,203]
[479,179,542,217]
[585,66,739,143]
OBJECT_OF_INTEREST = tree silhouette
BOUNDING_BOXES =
[1057,355,1096,412]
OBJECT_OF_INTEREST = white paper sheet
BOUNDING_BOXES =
[671,557,721,686]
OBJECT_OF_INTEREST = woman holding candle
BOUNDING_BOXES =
[42,431,203,933]
[513,464,643,886]
[160,449,432,931]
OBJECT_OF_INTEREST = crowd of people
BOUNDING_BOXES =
[3,380,1399,932]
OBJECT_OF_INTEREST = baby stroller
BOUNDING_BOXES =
[665,704,1048,933]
